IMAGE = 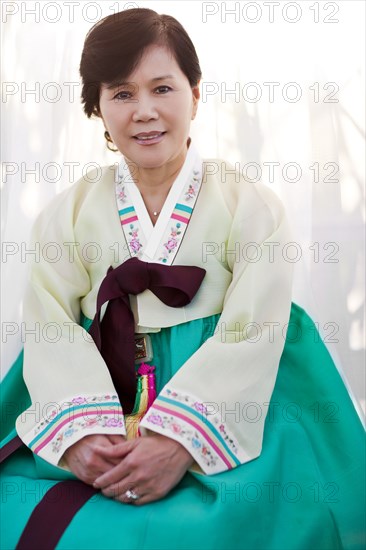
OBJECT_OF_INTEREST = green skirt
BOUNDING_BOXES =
[1,303,365,550]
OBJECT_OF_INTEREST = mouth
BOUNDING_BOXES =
[132,131,166,144]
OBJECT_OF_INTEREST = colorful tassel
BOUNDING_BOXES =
[125,363,156,439]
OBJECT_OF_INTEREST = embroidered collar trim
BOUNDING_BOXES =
[115,142,203,265]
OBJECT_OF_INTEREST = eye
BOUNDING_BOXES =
[113,91,132,100]
[155,86,172,94]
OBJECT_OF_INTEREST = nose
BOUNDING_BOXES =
[132,93,159,123]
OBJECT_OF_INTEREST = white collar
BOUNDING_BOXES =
[116,141,202,262]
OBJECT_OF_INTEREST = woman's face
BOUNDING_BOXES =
[99,45,200,170]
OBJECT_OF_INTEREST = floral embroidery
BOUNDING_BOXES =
[106,418,124,428]
[193,402,207,414]
[50,411,124,455]
[72,397,87,405]
[147,414,163,426]
[116,184,127,203]
[171,423,182,434]
[158,223,182,263]
[52,434,64,453]
[29,394,124,456]
[33,394,120,435]
[115,174,147,259]
[85,419,99,428]
[163,388,240,456]
[165,236,178,251]
[156,166,202,264]
[115,154,203,266]
[185,184,196,200]
[185,170,201,200]
[191,437,201,449]
[128,224,143,255]
[144,411,219,469]
[141,386,246,472]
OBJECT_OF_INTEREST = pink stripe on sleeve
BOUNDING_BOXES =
[33,409,123,454]
[152,404,232,469]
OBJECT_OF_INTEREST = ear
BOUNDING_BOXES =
[191,83,200,120]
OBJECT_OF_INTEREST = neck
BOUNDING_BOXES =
[125,142,189,198]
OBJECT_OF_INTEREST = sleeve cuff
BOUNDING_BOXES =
[17,393,126,467]
[139,387,250,475]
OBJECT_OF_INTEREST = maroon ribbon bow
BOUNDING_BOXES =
[88,256,206,413]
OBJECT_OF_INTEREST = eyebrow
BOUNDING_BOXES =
[104,75,175,90]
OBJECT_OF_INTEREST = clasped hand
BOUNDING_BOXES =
[63,433,194,505]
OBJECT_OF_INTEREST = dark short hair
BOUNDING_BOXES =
[79,8,202,118]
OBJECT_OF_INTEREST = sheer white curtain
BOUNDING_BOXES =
[1,1,365,417]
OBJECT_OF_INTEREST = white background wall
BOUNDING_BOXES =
[1,0,365,418]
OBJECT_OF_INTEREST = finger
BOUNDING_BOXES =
[115,487,146,505]
[96,440,134,459]
[104,453,124,467]
[83,442,122,467]
[70,462,110,485]
[93,460,131,489]
[106,434,126,445]
[97,456,122,472]
[101,475,137,499]
[119,492,143,505]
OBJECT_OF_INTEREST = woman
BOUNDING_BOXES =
[1,8,364,550]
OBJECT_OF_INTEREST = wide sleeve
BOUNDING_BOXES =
[15,186,126,470]
[140,181,294,475]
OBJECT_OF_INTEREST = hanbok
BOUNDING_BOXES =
[1,142,364,550]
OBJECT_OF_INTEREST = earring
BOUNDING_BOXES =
[104,130,119,152]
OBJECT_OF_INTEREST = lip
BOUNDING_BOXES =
[132,131,166,146]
